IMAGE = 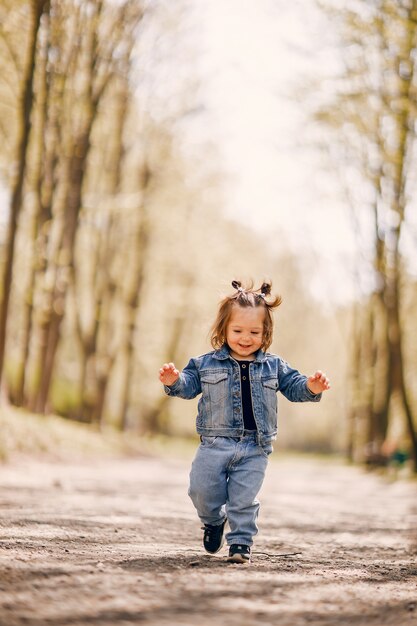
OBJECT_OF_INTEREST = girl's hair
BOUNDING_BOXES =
[210,280,282,351]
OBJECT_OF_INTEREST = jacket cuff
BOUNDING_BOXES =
[164,377,182,395]
[305,384,322,401]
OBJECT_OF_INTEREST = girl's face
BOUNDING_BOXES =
[226,305,265,360]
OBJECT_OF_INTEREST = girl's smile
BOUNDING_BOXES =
[226,306,265,360]
[159,279,330,563]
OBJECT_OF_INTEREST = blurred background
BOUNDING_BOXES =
[0,0,416,471]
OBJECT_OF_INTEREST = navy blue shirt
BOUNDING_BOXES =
[237,360,257,430]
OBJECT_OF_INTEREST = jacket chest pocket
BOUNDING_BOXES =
[200,371,229,406]
[261,377,278,407]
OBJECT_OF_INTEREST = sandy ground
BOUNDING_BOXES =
[0,451,416,626]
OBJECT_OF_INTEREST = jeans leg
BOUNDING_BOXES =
[188,437,231,526]
[225,441,268,546]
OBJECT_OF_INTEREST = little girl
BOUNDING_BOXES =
[159,280,330,564]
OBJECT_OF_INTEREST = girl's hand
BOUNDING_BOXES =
[307,370,331,395]
[159,362,180,386]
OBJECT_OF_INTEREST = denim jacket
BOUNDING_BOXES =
[164,345,321,445]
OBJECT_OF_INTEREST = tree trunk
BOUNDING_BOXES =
[386,266,417,471]
[14,6,51,406]
[35,306,63,414]
[0,0,48,388]
[118,216,149,430]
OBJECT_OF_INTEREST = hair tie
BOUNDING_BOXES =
[260,282,271,298]
[231,280,244,293]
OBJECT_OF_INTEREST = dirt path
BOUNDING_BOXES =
[0,451,416,626]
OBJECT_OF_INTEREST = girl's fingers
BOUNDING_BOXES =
[159,363,179,383]
[311,371,331,390]
[160,363,176,372]
[320,374,330,389]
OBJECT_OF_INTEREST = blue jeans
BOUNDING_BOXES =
[188,432,271,547]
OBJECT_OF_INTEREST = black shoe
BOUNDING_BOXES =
[227,544,251,564]
[202,518,227,554]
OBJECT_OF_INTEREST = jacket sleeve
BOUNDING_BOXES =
[163,358,202,399]
[278,358,322,403]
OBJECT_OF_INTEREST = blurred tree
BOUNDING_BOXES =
[31,0,144,415]
[117,164,151,431]
[0,0,49,388]
[315,0,417,470]
[70,3,145,425]
[0,0,342,451]
[12,2,53,407]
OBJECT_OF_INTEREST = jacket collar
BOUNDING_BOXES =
[213,344,267,363]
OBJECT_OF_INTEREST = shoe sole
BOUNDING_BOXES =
[226,554,251,564]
